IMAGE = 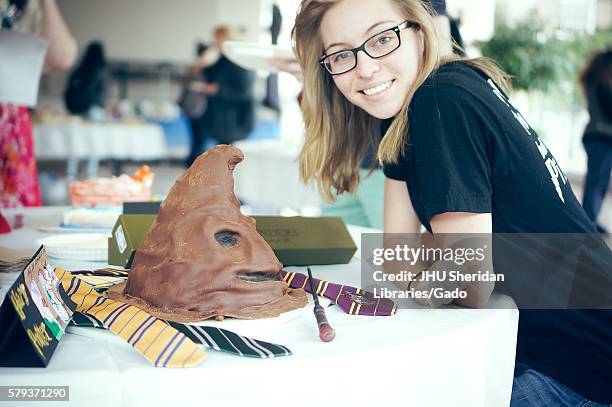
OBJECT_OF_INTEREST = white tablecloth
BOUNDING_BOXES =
[0,207,518,407]
[34,121,167,161]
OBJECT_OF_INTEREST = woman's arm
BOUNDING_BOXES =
[40,0,77,71]
[430,212,495,308]
[384,177,420,233]
[382,177,425,289]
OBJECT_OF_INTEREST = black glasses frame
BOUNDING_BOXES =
[319,20,418,75]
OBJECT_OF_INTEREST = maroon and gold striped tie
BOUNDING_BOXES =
[280,270,397,316]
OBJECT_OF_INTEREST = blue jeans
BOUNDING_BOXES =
[511,364,611,407]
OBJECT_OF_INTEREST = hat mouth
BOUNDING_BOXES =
[237,271,282,282]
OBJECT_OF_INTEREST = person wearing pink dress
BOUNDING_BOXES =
[0,0,76,207]
[0,104,42,207]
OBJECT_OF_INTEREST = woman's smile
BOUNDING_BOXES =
[360,79,395,96]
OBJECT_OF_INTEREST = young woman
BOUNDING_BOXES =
[292,0,611,405]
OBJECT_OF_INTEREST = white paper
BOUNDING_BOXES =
[0,30,47,107]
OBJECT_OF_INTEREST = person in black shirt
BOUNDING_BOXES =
[185,26,256,168]
[200,26,256,145]
[292,0,611,405]
[579,49,612,234]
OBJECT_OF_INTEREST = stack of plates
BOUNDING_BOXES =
[222,41,293,72]
[36,233,109,262]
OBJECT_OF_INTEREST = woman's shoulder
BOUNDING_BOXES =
[413,61,487,103]
[409,62,503,125]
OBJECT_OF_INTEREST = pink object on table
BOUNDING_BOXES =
[0,211,11,233]
[68,166,154,207]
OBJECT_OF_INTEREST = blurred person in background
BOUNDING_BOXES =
[182,41,213,168]
[262,1,282,112]
[579,48,612,234]
[0,0,76,207]
[426,0,452,55]
[64,40,109,119]
[185,25,255,167]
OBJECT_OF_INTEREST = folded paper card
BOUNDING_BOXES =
[0,246,76,367]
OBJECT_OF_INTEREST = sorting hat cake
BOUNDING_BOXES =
[108,145,307,322]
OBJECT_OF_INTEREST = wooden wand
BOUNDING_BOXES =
[307,267,335,342]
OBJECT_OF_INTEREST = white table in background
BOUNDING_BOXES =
[0,206,518,407]
[233,139,321,213]
[34,121,167,180]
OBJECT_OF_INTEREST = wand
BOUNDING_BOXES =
[307,267,335,342]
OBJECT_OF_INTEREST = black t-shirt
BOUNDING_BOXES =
[383,62,612,402]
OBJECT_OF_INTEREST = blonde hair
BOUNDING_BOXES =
[292,0,511,202]
[214,25,238,42]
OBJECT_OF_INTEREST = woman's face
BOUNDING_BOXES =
[320,0,423,119]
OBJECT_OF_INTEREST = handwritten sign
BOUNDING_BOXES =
[0,246,76,367]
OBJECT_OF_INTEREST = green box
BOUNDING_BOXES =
[253,216,356,266]
[108,214,356,267]
[108,214,157,268]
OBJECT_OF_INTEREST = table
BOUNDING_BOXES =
[34,121,167,180]
[0,207,518,407]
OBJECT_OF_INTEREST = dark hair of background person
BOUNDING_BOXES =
[77,41,106,73]
[196,41,208,57]
[9,0,27,10]
[580,48,612,122]
[2,0,28,29]
[425,0,446,15]
[8,0,28,11]
[423,0,465,56]
[449,17,465,56]
[64,40,108,115]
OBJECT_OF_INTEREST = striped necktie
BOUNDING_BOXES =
[68,269,292,359]
[280,270,397,316]
[168,323,291,358]
[55,268,206,368]
[75,269,397,316]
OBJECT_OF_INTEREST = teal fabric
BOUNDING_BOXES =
[321,169,384,229]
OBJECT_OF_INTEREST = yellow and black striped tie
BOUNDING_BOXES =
[55,268,206,368]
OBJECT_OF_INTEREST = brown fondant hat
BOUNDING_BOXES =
[108,145,306,322]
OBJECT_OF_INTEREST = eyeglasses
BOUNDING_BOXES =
[319,20,418,75]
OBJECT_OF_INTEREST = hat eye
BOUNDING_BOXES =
[214,231,238,247]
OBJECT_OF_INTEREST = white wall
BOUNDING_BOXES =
[494,0,601,32]
[58,0,263,63]
[446,0,496,42]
